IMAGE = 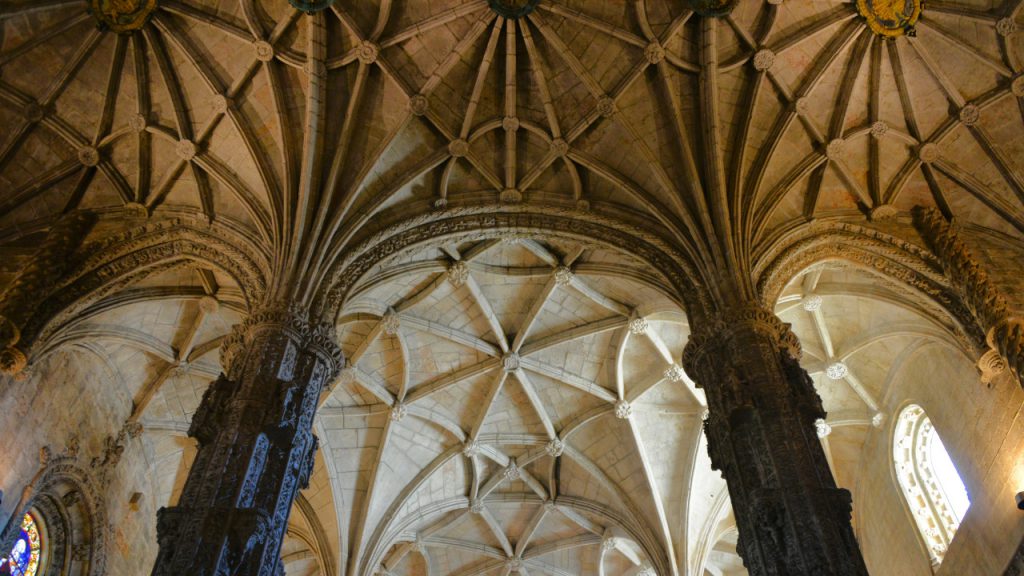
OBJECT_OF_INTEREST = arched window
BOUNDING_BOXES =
[893,404,970,566]
[0,513,42,576]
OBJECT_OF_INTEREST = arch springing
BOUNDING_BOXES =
[893,405,970,566]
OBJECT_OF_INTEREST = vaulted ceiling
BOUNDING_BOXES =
[1,0,1022,575]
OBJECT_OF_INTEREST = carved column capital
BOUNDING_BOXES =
[683,304,801,376]
[219,303,343,381]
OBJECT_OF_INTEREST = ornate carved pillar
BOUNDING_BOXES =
[913,207,1024,389]
[0,210,96,376]
[683,305,868,576]
[151,306,342,576]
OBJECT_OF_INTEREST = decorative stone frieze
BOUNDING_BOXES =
[151,304,342,575]
[913,207,1024,390]
[683,303,868,575]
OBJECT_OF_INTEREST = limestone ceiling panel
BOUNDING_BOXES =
[320,237,697,575]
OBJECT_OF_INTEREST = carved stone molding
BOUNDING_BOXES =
[754,220,982,351]
[913,207,1024,389]
[320,205,705,317]
[14,218,268,370]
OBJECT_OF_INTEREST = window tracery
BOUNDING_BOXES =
[893,404,970,566]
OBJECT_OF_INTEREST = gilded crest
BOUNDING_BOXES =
[88,0,158,33]
[856,0,922,37]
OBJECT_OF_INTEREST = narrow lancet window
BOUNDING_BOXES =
[893,404,970,566]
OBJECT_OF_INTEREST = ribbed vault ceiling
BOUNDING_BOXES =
[1,0,1023,575]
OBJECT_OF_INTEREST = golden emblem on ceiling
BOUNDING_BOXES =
[88,0,158,33]
[856,0,922,37]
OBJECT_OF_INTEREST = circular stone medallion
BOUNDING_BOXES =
[488,0,541,19]
[856,0,922,37]
[88,0,158,33]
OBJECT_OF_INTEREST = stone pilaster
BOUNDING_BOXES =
[913,207,1024,389]
[151,305,342,576]
[683,305,868,576]
[0,210,96,376]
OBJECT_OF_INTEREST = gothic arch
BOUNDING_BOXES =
[753,221,983,352]
[319,206,706,318]
[16,219,267,359]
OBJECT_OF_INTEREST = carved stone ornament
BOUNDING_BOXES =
[409,94,429,116]
[554,266,574,286]
[390,402,408,422]
[1012,75,1024,98]
[447,261,470,286]
[855,0,922,37]
[815,418,832,438]
[801,294,823,312]
[502,352,521,372]
[614,400,632,419]
[88,0,158,33]
[488,0,541,19]
[462,440,482,458]
[545,438,564,457]
[0,210,97,376]
[753,49,776,72]
[682,304,802,376]
[913,207,1024,390]
[645,42,665,64]
[684,0,740,17]
[628,315,649,335]
[596,96,616,118]
[977,348,1006,384]
[664,364,686,383]
[358,41,380,65]
[288,0,335,13]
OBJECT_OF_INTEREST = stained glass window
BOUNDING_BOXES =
[0,513,41,576]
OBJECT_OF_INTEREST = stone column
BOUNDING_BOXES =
[0,210,96,376]
[683,305,868,576]
[151,306,342,576]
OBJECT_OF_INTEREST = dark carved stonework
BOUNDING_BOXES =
[0,210,96,377]
[288,0,334,12]
[683,304,869,575]
[150,305,342,576]
[88,0,158,33]
[488,0,541,19]
[855,0,922,37]
[685,0,739,17]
